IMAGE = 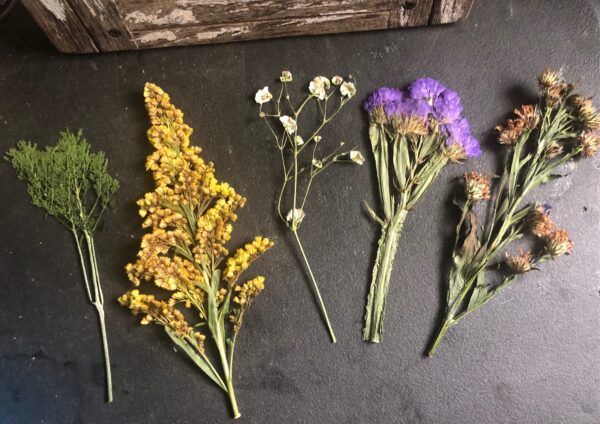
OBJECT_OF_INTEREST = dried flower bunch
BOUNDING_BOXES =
[120,83,273,418]
[362,79,480,343]
[428,69,600,355]
[255,71,362,343]
[5,130,119,402]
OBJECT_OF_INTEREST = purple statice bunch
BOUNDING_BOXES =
[362,78,480,343]
[363,78,481,160]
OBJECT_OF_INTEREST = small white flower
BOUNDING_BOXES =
[286,208,305,224]
[279,115,297,134]
[312,159,323,169]
[294,135,304,146]
[255,86,272,104]
[350,150,365,165]
[314,135,322,143]
[280,70,293,82]
[340,81,356,98]
[332,75,343,86]
[309,76,331,100]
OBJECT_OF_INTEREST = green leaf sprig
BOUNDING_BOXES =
[5,130,119,401]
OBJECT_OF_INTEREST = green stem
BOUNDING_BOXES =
[226,372,241,419]
[94,305,113,403]
[84,232,113,403]
[208,289,241,419]
[217,340,240,419]
[292,230,336,343]
[428,315,453,356]
[72,229,93,303]
[362,208,408,343]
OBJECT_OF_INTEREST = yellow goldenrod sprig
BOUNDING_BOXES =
[120,83,273,419]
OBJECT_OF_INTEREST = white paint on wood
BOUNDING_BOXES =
[138,30,177,43]
[126,9,197,25]
[39,0,67,21]
[285,14,353,26]
[195,26,250,40]
[81,0,109,23]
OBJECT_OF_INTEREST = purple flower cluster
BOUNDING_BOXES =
[363,78,481,157]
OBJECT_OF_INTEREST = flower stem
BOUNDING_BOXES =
[86,233,113,403]
[363,209,408,343]
[428,316,453,357]
[226,374,241,419]
[292,229,337,343]
[95,305,113,402]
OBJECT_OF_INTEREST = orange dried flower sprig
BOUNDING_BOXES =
[430,69,596,355]
[120,83,273,419]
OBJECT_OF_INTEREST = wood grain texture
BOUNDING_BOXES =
[20,0,98,53]
[430,0,475,24]
[22,0,474,53]
[133,12,392,48]
[70,0,136,51]
[120,0,429,30]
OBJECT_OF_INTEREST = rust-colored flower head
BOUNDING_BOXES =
[496,118,526,146]
[538,68,561,89]
[527,204,555,238]
[538,69,575,107]
[513,105,540,130]
[544,140,564,158]
[392,115,428,136]
[464,171,491,202]
[579,132,600,158]
[505,249,534,274]
[570,96,600,131]
[568,94,591,110]
[546,229,574,257]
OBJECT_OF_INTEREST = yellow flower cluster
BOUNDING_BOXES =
[224,236,274,283]
[118,290,206,351]
[233,276,266,306]
[122,83,274,355]
[230,276,266,331]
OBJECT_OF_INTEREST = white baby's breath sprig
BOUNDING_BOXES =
[341,82,357,98]
[309,76,331,100]
[280,70,293,82]
[279,115,297,134]
[255,86,272,104]
[350,150,365,165]
[256,71,360,344]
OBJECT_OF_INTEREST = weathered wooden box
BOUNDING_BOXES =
[22,0,474,54]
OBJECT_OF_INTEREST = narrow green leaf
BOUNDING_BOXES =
[467,272,489,311]
[164,327,227,391]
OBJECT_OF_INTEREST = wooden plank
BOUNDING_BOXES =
[389,0,434,27]
[20,0,98,53]
[430,0,474,24]
[68,0,137,51]
[118,0,433,30]
[22,0,475,53]
[132,12,392,49]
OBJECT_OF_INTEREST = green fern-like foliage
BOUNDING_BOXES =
[5,129,119,402]
[6,129,119,233]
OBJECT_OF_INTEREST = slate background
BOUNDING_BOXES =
[1,1,599,423]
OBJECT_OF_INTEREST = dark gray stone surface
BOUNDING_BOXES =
[0,1,599,423]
